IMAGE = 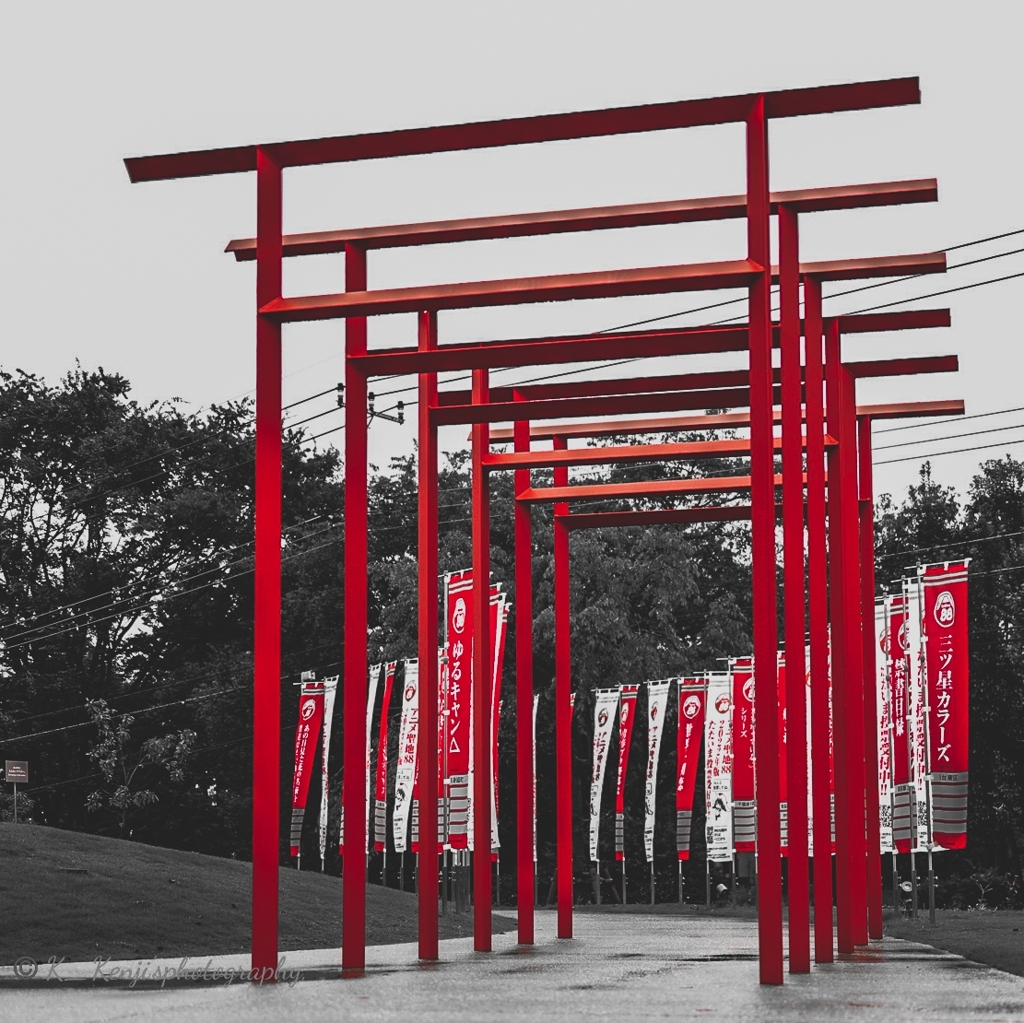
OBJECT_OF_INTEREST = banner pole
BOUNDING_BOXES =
[622,856,627,905]
[705,857,710,907]
[928,850,936,925]
[679,861,683,904]
[650,862,655,905]
[911,852,919,917]
[13,783,16,825]
[400,852,404,892]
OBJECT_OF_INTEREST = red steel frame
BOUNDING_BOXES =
[471,358,956,947]
[125,76,954,987]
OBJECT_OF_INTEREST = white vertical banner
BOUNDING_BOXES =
[532,692,540,864]
[392,660,419,854]
[643,680,671,863]
[804,649,814,852]
[589,688,620,862]
[318,676,339,868]
[905,577,930,850]
[339,662,381,852]
[875,600,894,854]
[704,672,734,863]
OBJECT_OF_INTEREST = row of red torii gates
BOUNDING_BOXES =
[127,75,964,985]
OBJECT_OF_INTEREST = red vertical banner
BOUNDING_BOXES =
[491,594,508,855]
[373,662,397,852]
[290,676,325,858]
[922,562,970,849]
[615,685,639,861]
[888,596,914,853]
[731,658,756,852]
[676,678,705,861]
[445,571,473,849]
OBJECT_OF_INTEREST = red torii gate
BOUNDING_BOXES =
[473,332,957,950]
[126,76,944,985]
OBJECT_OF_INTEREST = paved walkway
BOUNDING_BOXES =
[3,912,1023,1022]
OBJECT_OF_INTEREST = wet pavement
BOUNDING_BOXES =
[2,911,1022,1021]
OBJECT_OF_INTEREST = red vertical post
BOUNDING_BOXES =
[252,147,283,982]
[471,368,493,950]
[858,415,883,940]
[342,242,369,972]
[417,310,440,960]
[778,205,810,973]
[804,277,834,963]
[514,395,535,945]
[826,322,868,951]
[840,363,868,947]
[746,97,783,986]
[552,436,573,939]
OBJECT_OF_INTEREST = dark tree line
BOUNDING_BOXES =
[0,368,1020,904]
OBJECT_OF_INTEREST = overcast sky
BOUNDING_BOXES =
[3,1,1023,504]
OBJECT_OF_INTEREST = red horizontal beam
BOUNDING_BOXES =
[358,326,746,377]
[560,506,754,529]
[484,434,837,472]
[433,386,765,427]
[354,307,950,378]
[488,399,964,442]
[260,260,761,322]
[226,179,937,259]
[516,473,794,504]
[261,252,942,323]
[441,353,956,406]
[858,398,965,421]
[803,251,944,281]
[126,77,919,182]
[838,308,950,334]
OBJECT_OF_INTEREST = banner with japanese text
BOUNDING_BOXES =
[905,579,931,851]
[922,561,970,850]
[318,676,339,867]
[704,672,733,862]
[445,572,473,849]
[888,595,915,852]
[730,658,756,852]
[291,675,325,858]
[532,692,540,863]
[392,660,419,854]
[589,688,619,862]
[615,685,639,861]
[777,654,788,853]
[373,662,397,852]
[676,678,705,861]
[644,681,670,863]
[875,601,894,854]
[339,662,381,855]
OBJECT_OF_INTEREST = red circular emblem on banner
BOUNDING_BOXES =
[620,705,629,724]
[301,698,316,721]
[898,620,910,653]
[683,694,701,719]
[650,704,659,721]
[742,678,754,703]
[934,590,955,627]
[405,685,416,702]
[452,597,467,634]
[598,709,609,727]
[715,695,731,714]
[879,628,888,655]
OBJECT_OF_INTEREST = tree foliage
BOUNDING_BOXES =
[1,368,1020,898]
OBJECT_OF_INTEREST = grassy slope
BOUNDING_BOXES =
[886,909,1024,978]
[0,823,514,965]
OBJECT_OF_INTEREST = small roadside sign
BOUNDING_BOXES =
[5,761,29,784]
